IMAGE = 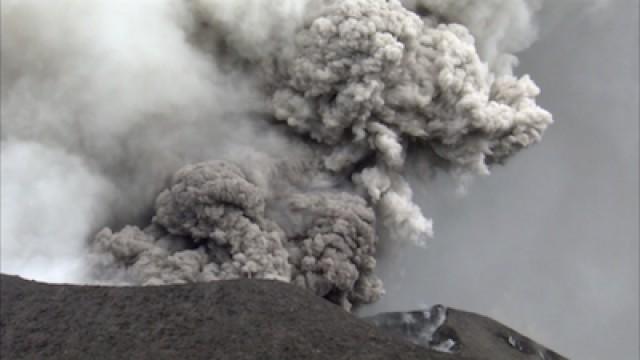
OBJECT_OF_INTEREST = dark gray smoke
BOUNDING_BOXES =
[45,0,550,310]
[93,160,383,309]
[1,0,549,306]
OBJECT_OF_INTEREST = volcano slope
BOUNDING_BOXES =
[0,274,565,360]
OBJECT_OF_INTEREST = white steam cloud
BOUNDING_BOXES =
[2,0,550,310]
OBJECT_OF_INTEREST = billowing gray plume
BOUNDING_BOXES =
[1,0,550,309]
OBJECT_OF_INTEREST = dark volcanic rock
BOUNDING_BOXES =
[366,307,568,360]
[436,308,568,360]
[0,274,565,360]
[0,274,453,360]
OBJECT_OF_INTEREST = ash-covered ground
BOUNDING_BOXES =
[1,274,567,360]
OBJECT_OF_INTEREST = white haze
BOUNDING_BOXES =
[1,0,636,359]
[0,140,113,282]
[0,0,299,282]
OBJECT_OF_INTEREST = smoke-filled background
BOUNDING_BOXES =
[363,1,639,360]
[1,0,637,359]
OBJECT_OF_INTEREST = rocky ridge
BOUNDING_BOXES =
[0,274,566,360]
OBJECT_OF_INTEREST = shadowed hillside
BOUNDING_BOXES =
[0,275,565,360]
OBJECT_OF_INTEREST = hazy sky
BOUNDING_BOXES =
[363,1,639,359]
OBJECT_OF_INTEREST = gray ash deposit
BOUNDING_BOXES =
[1,274,567,360]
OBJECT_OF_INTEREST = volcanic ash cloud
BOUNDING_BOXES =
[264,0,551,244]
[0,0,551,310]
[90,0,551,310]
[94,160,383,310]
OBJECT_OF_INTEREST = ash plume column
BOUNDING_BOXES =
[263,0,551,244]
[89,0,551,310]
[0,0,279,283]
[94,160,384,309]
[1,0,550,309]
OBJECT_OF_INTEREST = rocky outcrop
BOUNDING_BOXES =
[365,307,568,360]
[0,274,565,359]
